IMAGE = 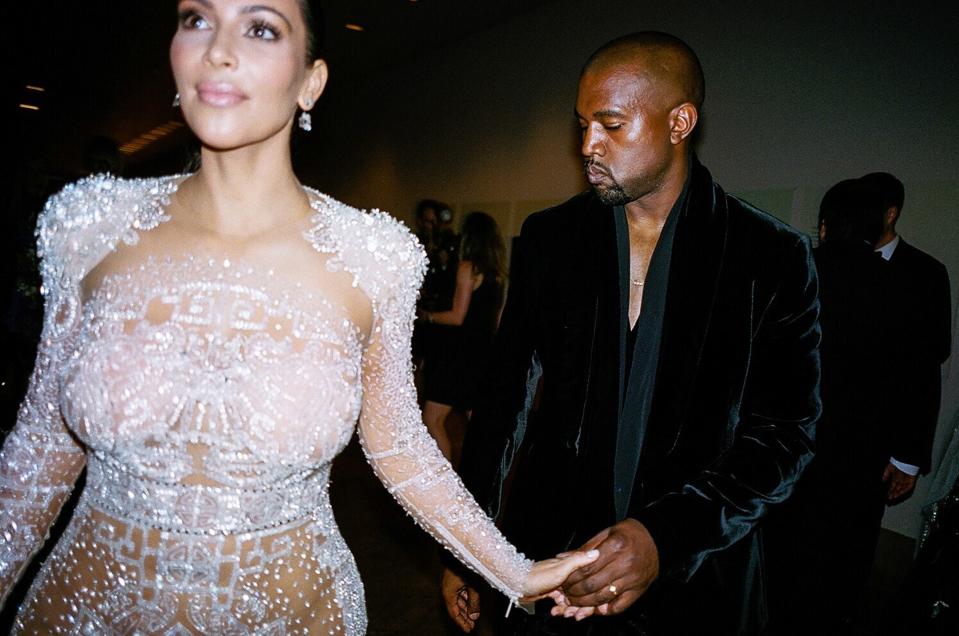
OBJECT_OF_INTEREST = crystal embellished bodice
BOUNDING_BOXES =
[0,175,531,635]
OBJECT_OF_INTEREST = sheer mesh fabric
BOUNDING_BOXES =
[0,175,531,635]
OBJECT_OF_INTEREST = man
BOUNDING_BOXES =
[766,175,952,633]
[441,32,821,635]
[765,180,900,634]
[860,172,951,484]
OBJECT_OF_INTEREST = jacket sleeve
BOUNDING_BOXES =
[0,194,87,607]
[890,260,951,472]
[636,234,822,580]
[456,215,542,521]
[356,228,532,605]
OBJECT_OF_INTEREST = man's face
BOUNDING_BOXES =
[421,209,438,233]
[576,63,675,206]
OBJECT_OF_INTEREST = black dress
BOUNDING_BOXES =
[423,275,503,410]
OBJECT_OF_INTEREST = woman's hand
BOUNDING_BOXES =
[520,549,600,600]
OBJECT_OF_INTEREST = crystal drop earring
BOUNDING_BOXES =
[298,111,312,132]
[172,93,180,108]
[299,98,313,131]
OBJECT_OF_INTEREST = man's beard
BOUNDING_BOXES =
[585,160,631,206]
[594,182,630,206]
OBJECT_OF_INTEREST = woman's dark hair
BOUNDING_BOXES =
[298,0,326,62]
[460,212,506,284]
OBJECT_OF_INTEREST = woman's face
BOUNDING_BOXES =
[170,0,326,151]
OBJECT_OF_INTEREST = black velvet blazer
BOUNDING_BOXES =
[458,159,822,625]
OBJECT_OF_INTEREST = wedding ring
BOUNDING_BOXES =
[608,584,618,595]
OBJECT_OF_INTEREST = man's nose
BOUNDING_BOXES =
[581,126,604,157]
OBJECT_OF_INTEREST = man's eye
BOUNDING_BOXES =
[604,124,623,131]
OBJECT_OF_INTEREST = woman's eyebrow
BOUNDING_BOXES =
[241,5,294,30]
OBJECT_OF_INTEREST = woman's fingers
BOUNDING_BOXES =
[525,549,599,594]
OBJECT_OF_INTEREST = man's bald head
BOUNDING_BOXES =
[582,32,705,112]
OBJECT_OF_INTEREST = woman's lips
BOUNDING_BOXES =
[197,83,248,107]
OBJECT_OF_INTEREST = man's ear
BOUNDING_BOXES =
[669,103,699,145]
[298,59,329,110]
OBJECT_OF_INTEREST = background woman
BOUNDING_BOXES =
[0,1,594,633]
[421,212,506,462]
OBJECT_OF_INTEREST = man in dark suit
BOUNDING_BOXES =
[441,32,822,635]
[765,179,902,634]
[765,174,952,634]
[860,172,952,485]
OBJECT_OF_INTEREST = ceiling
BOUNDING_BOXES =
[6,0,554,175]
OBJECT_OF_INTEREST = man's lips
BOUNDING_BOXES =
[586,164,610,185]
[197,83,248,107]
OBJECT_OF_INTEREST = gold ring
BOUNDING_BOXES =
[608,585,618,595]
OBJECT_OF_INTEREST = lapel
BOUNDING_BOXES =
[643,160,729,461]
[614,205,630,414]
[571,193,621,432]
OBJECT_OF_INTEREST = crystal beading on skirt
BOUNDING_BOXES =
[84,453,331,536]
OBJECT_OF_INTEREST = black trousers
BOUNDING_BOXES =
[763,456,887,635]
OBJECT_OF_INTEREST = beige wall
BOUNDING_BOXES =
[297,0,959,539]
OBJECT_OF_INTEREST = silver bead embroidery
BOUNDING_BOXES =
[0,174,532,634]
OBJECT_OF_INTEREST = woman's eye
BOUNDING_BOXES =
[247,20,280,40]
[179,11,210,30]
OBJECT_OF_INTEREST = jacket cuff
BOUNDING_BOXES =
[633,503,688,582]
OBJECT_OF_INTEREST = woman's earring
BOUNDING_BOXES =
[299,99,313,131]
[172,93,180,108]
[298,111,313,132]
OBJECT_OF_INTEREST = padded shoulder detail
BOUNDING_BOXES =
[36,173,180,297]
[302,190,427,313]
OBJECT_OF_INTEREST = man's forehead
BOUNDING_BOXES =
[577,66,653,110]
[579,54,683,113]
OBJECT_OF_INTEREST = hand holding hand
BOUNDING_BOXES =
[441,567,481,633]
[883,462,917,503]
[521,549,601,600]
[552,519,659,621]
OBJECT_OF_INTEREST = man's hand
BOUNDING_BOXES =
[553,519,659,620]
[442,567,481,633]
[883,462,918,503]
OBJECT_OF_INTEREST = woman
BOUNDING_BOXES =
[421,212,506,461]
[0,1,595,633]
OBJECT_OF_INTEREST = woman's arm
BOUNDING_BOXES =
[357,244,593,606]
[0,195,87,607]
[425,260,477,326]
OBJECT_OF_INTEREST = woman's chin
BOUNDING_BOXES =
[187,117,289,155]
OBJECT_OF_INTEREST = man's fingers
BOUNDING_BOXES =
[882,463,895,482]
[562,538,620,587]
[604,587,643,615]
[887,474,917,502]
[448,586,477,633]
[579,527,611,551]
[563,555,623,600]
[565,570,632,607]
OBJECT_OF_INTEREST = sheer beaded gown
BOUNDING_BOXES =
[0,175,531,635]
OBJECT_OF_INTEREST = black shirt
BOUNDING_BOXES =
[612,177,688,518]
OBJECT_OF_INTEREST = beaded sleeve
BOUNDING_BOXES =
[310,201,533,603]
[0,186,89,607]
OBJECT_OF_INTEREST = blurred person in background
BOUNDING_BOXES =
[420,212,506,462]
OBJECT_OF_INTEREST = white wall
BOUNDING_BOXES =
[298,0,959,538]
